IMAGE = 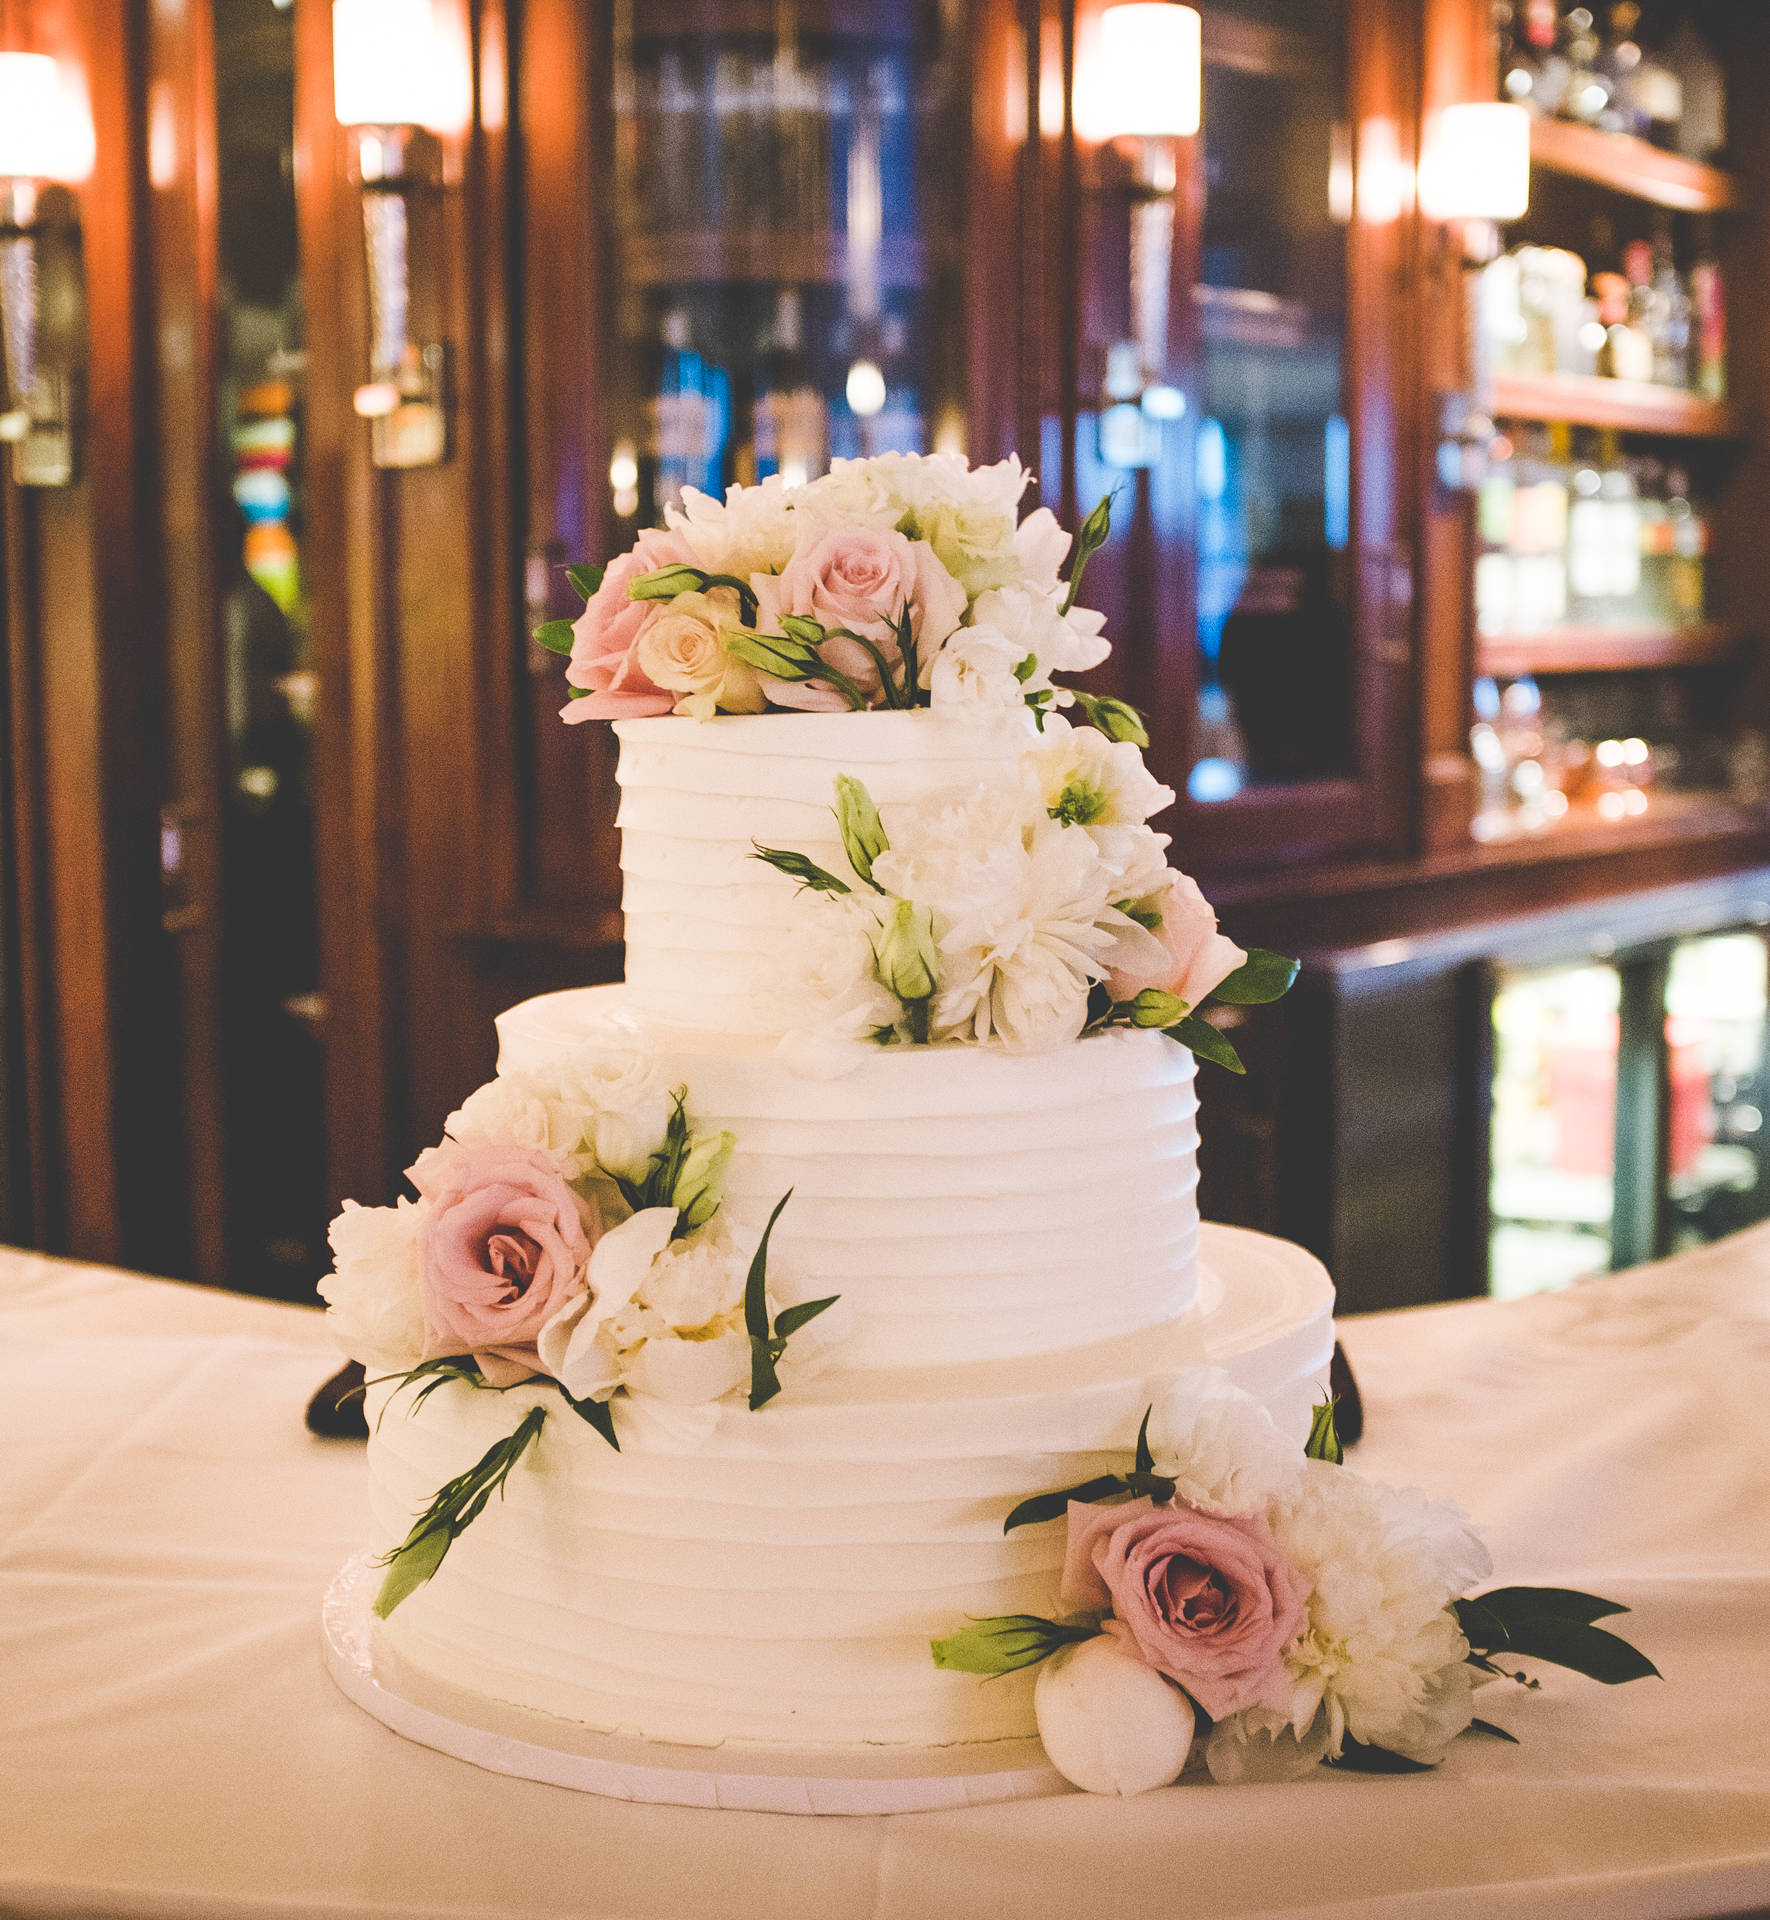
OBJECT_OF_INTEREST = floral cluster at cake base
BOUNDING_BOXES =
[930,1375,1658,1794]
[319,1027,840,1616]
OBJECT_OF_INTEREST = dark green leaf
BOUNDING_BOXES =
[745,1189,796,1410]
[373,1405,547,1618]
[1133,1404,1155,1476]
[1013,650,1038,683]
[1468,1718,1520,1744]
[1122,1471,1178,1502]
[1329,1739,1437,1774]
[1476,1586,1633,1626]
[1482,1616,1660,1685]
[532,619,576,654]
[1453,1596,1511,1651]
[774,1294,840,1341]
[930,1614,1101,1676]
[1003,1474,1132,1534]
[559,1388,620,1450]
[565,562,605,600]
[1211,947,1300,1006]
[1164,1013,1246,1074]
[1305,1397,1343,1465]
[750,844,852,896]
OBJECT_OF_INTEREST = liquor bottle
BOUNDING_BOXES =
[1566,432,1609,625]
[1594,270,1652,382]
[1689,222,1727,400]
[1596,431,1642,617]
[1559,7,1611,125]
[1665,468,1707,624]
[1647,220,1691,389]
[1660,19,1725,162]
[1475,433,1518,638]
[1598,3,1646,137]
[1635,459,1676,626]
[1503,0,1566,114]
[752,287,826,488]
[1511,426,1570,633]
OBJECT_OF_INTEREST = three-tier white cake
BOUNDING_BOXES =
[360,711,1334,1754]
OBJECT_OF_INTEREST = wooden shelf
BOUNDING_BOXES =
[1478,621,1745,677]
[1490,370,1742,438]
[1528,118,1745,213]
[620,230,925,290]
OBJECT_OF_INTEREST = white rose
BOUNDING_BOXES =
[1147,1368,1305,1518]
[445,1071,585,1176]
[1022,717,1175,828]
[633,588,765,721]
[1034,1633,1196,1796]
[928,626,1032,720]
[319,1197,429,1372]
[1267,1459,1492,1758]
[552,1041,675,1181]
[777,892,899,1041]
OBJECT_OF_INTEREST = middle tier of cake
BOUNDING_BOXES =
[497,986,1201,1371]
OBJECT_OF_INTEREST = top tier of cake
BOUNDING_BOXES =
[615,711,1029,1035]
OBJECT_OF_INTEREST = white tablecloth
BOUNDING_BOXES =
[4,1227,1769,1920]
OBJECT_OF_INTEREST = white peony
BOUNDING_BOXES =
[445,1070,585,1177]
[1023,717,1175,829]
[1203,1704,1333,1784]
[1034,1633,1196,1796]
[1146,1368,1304,1518]
[552,1038,676,1181]
[968,586,1086,690]
[665,475,802,578]
[927,626,1034,720]
[883,453,1030,598]
[319,1197,430,1372]
[1266,1459,1492,1760]
[777,891,899,1041]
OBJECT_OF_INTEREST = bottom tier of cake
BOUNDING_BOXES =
[366,1223,1332,1755]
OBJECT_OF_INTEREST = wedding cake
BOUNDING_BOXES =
[325,456,1646,1798]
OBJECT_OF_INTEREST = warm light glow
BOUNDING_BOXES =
[1088,5,1201,141]
[1418,102,1530,223]
[0,54,95,182]
[845,360,887,418]
[332,0,452,130]
[608,440,638,494]
[1356,117,1409,225]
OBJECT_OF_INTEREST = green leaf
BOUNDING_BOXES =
[567,685,592,700]
[532,618,576,655]
[745,1189,795,1411]
[930,1614,1101,1676]
[559,1387,620,1450]
[1164,1013,1246,1074]
[750,845,852,895]
[1115,897,1163,932]
[1468,1717,1520,1744]
[1127,988,1188,1029]
[1453,1596,1512,1651]
[565,562,605,600]
[1003,1474,1133,1534]
[1305,1397,1343,1465]
[1060,492,1115,614]
[1122,1470,1178,1502]
[774,1294,840,1341]
[1013,651,1038,683]
[1476,1586,1633,1626]
[833,774,889,889]
[1068,688,1149,747]
[1329,1739,1437,1774]
[1211,947,1300,1006]
[1475,1614,1660,1685]
[1133,1404,1155,1476]
[372,1405,547,1618]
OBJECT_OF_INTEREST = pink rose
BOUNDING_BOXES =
[561,527,694,723]
[1104,870,1247,1010]
[753,527,966,710]
[1061,1496,1307,1721]
[408,1140,601,1386]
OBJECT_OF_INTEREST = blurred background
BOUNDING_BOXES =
[0,0,1768,1313]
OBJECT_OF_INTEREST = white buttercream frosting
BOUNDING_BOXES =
[615,710,1034,1033]
[370,1225,1335,1751]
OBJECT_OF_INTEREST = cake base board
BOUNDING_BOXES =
[323,1555,1070,1814]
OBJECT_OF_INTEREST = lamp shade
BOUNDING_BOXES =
[1418,101,1530,222]
[1092,5,1201,140]
[332,0,447,129]
[0,54,95,183]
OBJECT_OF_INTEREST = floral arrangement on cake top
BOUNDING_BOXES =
[319,1028,840,1618]
[534,451,1137,727]
[756,720,1298,1063]
[929,1378,1658,1796]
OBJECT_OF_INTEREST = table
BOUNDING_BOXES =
[4,1226,1769,1920]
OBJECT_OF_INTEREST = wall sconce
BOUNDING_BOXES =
[332,0,452,468]
[0,52,94,487]
[1088,4,1201,469]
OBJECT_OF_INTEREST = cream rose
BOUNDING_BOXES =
[633,588,765,721]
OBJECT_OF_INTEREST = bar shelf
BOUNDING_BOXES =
[1527,118,1744,215]
[1477,621,1746,678]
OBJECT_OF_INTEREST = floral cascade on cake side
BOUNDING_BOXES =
[928,1378,1658,1795]
[321,1031,842,1618]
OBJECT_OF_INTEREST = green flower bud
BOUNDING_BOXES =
[672,1129,736,1230]
[875,898,938,1004]
[1128,988,1188,1028]
[628,563,707,602]
[834,774,889,888]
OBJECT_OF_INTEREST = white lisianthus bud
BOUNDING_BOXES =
[1128,988,1187,1028]
[873,897,938,1004]
[1034,1634,1196,1796]
[671,1129,736,1230]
